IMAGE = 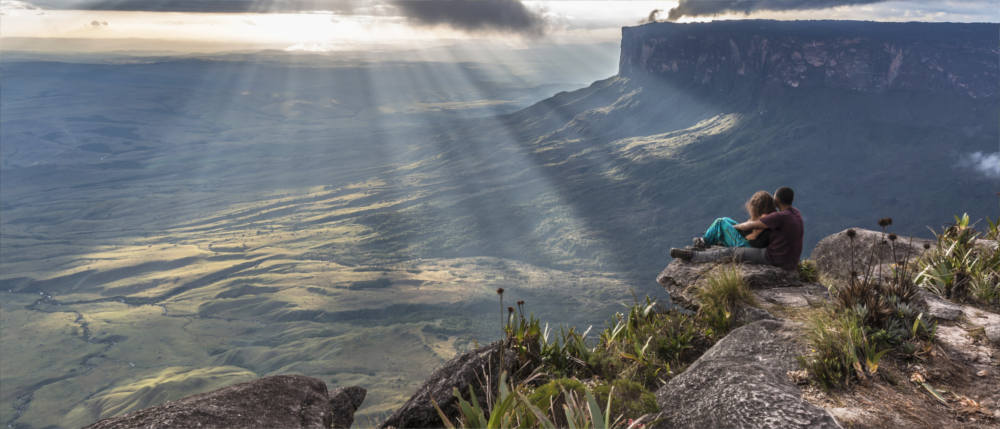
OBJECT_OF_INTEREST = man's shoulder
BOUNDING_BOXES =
[789,207,803,221]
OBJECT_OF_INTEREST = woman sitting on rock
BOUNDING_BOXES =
[693,190,776,249]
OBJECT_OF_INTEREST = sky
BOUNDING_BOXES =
[2,0,998,54]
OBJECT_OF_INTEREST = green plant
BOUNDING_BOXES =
[916,214,1000,309]
[799,259,819,283]
[696,264,756,334]
[593,379,657,423]
[802,219,936,388]
[493,294,722,411]
[527,378,588,427]
[799,309,881,389]
[436,372,635,429]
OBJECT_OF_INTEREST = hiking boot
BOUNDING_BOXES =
[670,248,694,261]
[691,237,707,250]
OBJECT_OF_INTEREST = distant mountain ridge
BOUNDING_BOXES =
[619,20,998,98]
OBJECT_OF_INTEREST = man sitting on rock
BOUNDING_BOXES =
[670,187,804,271]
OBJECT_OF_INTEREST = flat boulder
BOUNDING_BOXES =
[380,341,517,429]
[652,320,841,429]
[656,259,800,310]
[812,228,932,285]
[919,291,964,321]
[84,375,365,429]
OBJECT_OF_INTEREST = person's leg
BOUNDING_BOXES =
[702,217,747,247]
[733,247,769,265]
[689,247,769,265]
[701,218,729,246]
[690,247,737,264]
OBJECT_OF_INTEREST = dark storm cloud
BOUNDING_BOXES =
[391,0,544,34]
[642,9,661,24]
[667,0,888,21]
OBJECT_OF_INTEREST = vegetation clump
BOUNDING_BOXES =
[916,214,1000,310]
[798,259,819,283]
[696,264,756,334]
[800,218,935,389]
[440,265,755,428]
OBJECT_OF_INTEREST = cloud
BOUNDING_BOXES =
[667,0,889,21]
[1,0,41,9]
[26,0,546,34]
[640,9,661,24]
[26,0,357,13]
[390,0,544,34]
[959,152,1000,178]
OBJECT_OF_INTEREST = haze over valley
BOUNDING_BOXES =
[2,6,998,429]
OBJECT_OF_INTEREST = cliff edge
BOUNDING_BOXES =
[619,20,999,99]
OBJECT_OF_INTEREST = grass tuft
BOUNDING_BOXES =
[696,264,756,334]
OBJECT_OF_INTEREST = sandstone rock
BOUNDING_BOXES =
[936,325,994,365]
[919,291,964,321]
[732,304,776,325]
[653,320,841,429]
[330,386,368,429]
[756,284,830,309]
[656,259,800,310]
[812,228,931,285]
[84,375,365,429]
[379,342,517,429]
[986,325,1000,345]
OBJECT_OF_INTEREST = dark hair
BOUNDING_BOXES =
[774,187,794,206]
[745,191,777,219]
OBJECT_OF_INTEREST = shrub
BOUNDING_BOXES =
[593,379,658,422]
[436,372,639,429]
[528,378,587,414]
[916,214,1000,309]
[502,296,718,392]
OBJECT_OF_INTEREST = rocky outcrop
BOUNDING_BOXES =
[653,320,841,429]
[380,342,517,429]
[83,375,365,429]
[812,228,932,285]
[620,20,999,99]
[656,258,800,309]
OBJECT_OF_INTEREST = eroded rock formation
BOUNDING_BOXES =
[83,375,365,429]
[653,320,842,429]
[379,342,517,429]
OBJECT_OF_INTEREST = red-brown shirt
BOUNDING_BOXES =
[761,207,804,271]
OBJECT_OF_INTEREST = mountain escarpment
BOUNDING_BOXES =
[619,20,998,98]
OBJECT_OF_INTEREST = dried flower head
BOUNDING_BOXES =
[507,306,514,313]
[878,217,893,228]
[850,271,859,278]
[496,288,505,295]
[517,300,524,306]
[846,229,857,239]
[923,242,931,250]
[888,233,898,241]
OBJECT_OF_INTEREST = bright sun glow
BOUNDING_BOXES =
[0,2,670,52]
[2,0,996,54]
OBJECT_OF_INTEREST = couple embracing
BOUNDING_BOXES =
[670,187,804,271]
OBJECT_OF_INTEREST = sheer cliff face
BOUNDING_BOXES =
[619,20,999,99]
